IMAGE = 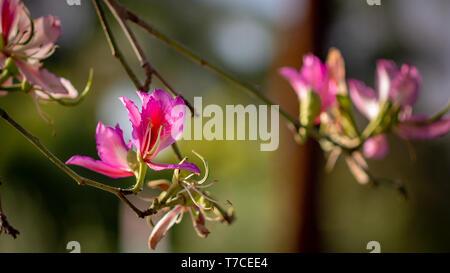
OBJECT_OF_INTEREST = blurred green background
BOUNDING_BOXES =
[0,0,449,252]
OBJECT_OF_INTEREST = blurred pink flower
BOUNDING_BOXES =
[66,122,135,178]
[0,0,78,99]
[349,60,450,159]
[120,89,200,173]
[279,53,338,121]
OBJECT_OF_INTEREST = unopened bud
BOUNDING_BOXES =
[300,90,321,128]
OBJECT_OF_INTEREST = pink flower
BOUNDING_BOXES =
[66,90,200,178]
[66,122,135,178]
[279,53,338,120]
[120,89,200,173]
[0,0,78,99]
[148,205,209,249]
[349,60,450,159]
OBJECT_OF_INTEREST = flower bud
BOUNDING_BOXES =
[300,90,322,127]
[21,80,32,93]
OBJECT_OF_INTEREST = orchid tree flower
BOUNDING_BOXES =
[279,53,339,126]
[349,60,450,159]
[120,89,200,174]
[66,122,135,178]
[0,0,90,104]
[67,89,200,193]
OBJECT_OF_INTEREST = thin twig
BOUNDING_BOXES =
[0,178,20,239]
[347,152,408,199]
[112,0,357,150]
[101,0,196,114]
[103,0,153,92]
[0,107,153,218]
[93,0,143,90]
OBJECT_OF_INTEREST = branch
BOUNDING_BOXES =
[92,0,143,91]
[110,0,356,150]
[96,0,195,114]
[0,179,20,239]
[0,107,154,218]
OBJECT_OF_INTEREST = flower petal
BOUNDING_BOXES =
[1,0,20,44]
[363,134,389,159]
[279,67,308,99]
[146,160,200,174]
[189,208,210,238]
[95,122,131,168]
[119,96,142,149]
[326,47,347,95]
[280,55,337,112]
[14,59,78,98]
[300,54,328,93]
[376,59,399,102]
[66,156,133,178]
[12,15,61,62]
[148,205,185,249]
[345,152,369,184]
[348,79,379,119]
[300,54,337,111]
[390,64,421,106]
[137,89,186,156]
[396,115,450,140]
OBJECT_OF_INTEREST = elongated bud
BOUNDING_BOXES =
[21,80,32,93]
[300,90,321,127]
[334,94,359,137]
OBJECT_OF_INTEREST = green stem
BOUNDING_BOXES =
[429,100,450,123]
[102,0,196,113]
[0,107,160,218]
[0,84,23,92]
[121,6,357,150]
[171,142,183,162]
[0,70,11,86]
[159,183,180,205]
[131,157,147,193]
[361,102,392,140]
[128,15,298,126]
[92,0,143,90]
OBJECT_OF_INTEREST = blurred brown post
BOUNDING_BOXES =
[270,0,326,252]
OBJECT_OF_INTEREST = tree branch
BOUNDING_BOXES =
[0,178,20,239]
[106,0,358,150]
[99,0,195,114]
[92,0,143,91]
[0,107,155,218]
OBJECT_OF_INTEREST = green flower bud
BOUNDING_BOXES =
[21,80,32,93]
[300,90,322,128]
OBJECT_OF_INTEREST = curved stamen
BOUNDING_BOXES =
[195,179,219,189]
[146,124,165,158]
[181,183,211,211]
[192,150,209,184]
[189,184,225,207]
[141,118,152,156]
